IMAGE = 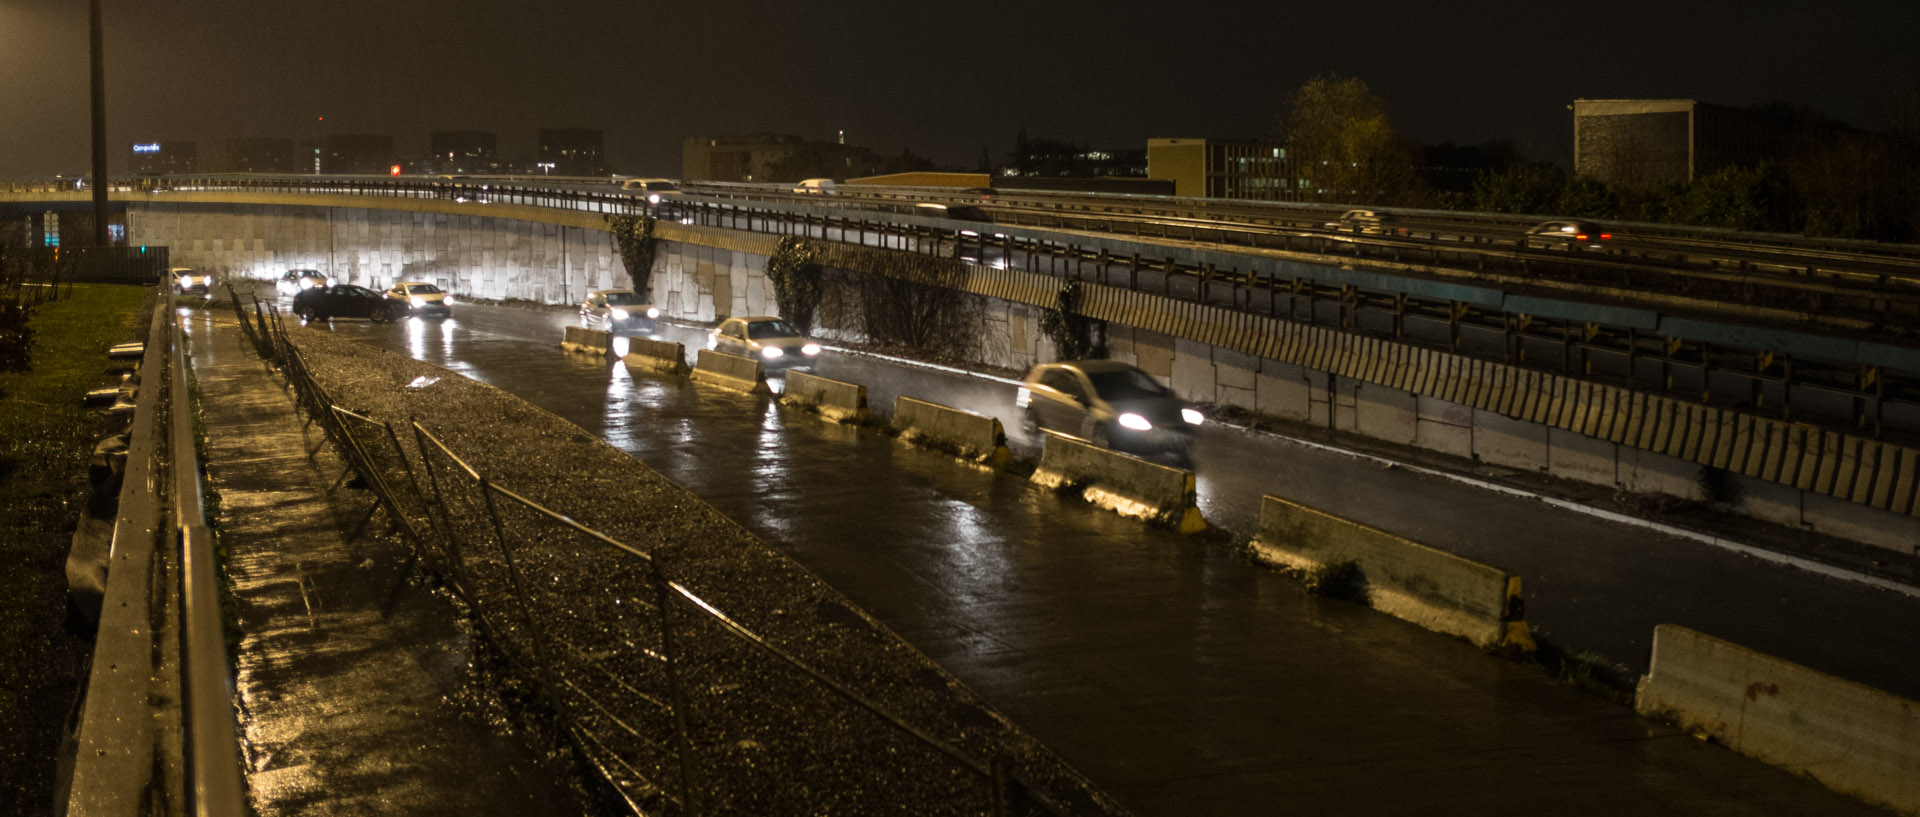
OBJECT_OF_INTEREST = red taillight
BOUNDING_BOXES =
[1599,233,1613,240]
[1574,234,1589,241]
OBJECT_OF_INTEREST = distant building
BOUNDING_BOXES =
[1146,138,1296,200]
[324,134,395,175]
[220,137,298,173]
[1572,99,1811,189]
[128,140,196,175]
[430,131,498,173]
[683,133,888,183]
[539,128,604,176]
[1001,132,1146,179]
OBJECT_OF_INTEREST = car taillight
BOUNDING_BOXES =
[1574,233,1589,241]
[1599,233,1613,240]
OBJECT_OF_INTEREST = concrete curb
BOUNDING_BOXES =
[1250,495,1533,650]
[893,396,1010,466]
[624,336,691,375]
[561,325,612,355]
[691,349,770,395]
[783,370,869,424]
[1635,625,1920,816]
[1029,431,1206,534]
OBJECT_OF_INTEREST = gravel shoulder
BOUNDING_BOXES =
[288,322,1128,816]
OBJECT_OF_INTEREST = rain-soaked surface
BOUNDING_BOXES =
[234,286,1914,816]
[187,307,594,817]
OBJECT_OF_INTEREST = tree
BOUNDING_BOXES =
[765,237,823,334]
[1273,74,1427,206]
[606,213,658,296]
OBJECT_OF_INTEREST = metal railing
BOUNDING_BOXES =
[63,285,247,817]
[234,293,1076,816]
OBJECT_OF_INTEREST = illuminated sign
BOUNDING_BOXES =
[132,143,161,153]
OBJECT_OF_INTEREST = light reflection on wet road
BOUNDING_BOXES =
[261,288,1915,815]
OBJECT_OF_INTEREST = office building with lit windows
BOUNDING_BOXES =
[1147,138,1297,200]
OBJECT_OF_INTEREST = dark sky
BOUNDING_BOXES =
[4,0,1916,178]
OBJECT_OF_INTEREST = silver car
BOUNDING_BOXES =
[1017,360,1204,463]
[707,316,821,368]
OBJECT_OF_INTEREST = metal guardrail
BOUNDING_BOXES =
[64,287,247,817]
[235,294,1072,816]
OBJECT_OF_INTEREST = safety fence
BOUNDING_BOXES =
[229,293,1073,816]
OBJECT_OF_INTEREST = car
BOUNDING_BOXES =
[170,267,211,296]
[1323,209,1394,234]
[275,268,329,297]
[1524,219,1612,249]
[291,283,398,323]
[1016,360,1204,463]
[384,281,454,319]
[792,178,836,195]
[617,178,680,204]
[579,288,658,335]
[707,316,821,368]
[912,202,991,224]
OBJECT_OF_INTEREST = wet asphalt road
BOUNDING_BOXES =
[262,290,1913,815]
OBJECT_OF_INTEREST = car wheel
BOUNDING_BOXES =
[370,305,393,324]
[1087,422,1111,448]
[298,305,319,323]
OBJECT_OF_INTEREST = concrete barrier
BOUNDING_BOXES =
[691,349,770,395]
[561,325,612,355]
[783,370,869,424]
[623,336,690,375]
[1029,431,1207,533]
[893,396,1010,466]
[1635,625,1920,815]
[1251,495,1533,649]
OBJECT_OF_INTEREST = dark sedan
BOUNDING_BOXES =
[292,284,399,323]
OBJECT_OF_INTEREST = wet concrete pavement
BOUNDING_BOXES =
[185,307,590,816]
[255,293,1906,816]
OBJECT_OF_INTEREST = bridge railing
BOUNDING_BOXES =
[112,176,1920,436]
[236,295,1077,816]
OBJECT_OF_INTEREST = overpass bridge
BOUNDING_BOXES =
[5,174,1917,551]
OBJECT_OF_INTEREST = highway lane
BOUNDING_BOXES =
[252,287,1912,815]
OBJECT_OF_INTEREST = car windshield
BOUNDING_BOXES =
[407,284,443,294]
[603,291,640,305]
[1085,368,1170,401]
[745,320,800,339]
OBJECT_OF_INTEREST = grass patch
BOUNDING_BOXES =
[0,283,151,815]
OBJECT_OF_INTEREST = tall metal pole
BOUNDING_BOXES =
[89,0,110,246]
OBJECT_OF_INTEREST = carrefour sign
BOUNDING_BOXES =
[132,143,161,153]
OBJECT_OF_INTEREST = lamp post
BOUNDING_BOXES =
[89,0,109,246]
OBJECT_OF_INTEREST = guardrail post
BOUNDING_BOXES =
[652,562,703,816]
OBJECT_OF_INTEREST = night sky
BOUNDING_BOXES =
[3,0,1916,178]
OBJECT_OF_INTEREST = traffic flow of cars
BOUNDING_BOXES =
[708,316,821,368]
[579,288,658,335]
[1016,360,1204,464]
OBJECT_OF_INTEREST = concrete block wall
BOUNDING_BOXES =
[128,203,624,304]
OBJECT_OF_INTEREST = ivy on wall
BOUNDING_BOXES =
[811,243,982,361]
[765,236,823,334]
[605,213,658,296]
[1039,280,1104,361]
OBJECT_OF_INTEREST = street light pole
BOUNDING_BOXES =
[88,0,109,246]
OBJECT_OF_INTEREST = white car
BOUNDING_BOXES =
[708,316,820,368]
[275,268,328,297]
[792,178,836,195]
[618,178,680,204]
[170,267,211,296]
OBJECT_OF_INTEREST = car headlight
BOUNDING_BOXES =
[410,296,427,307]
[801,343,820,356]
[761,346,784,359]
[1182,408,1205,426]
[647,193,662,204]
[300,279,316,289]
[1118,412,1153,431]
[610,308,629,320]
[441,295,454,305]
[646,307,660,319]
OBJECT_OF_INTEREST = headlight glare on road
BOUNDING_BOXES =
[1118,412,1153,431]
[1182,408,1205,426]
[610,308,629,320]
[761,346,783,359]
[801,343,821,356]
